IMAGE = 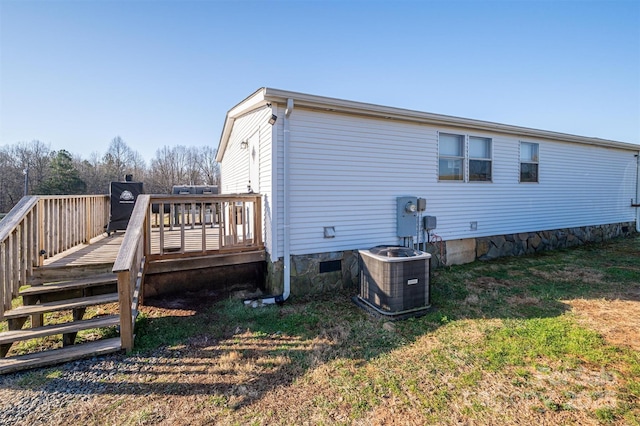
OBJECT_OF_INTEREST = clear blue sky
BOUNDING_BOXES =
[1,0,639,163]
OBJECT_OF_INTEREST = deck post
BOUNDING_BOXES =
[85,197,92,244]
[37,200,44,267]
[117,270,134,352]
[255,195,262,245]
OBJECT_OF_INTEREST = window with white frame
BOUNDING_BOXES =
[438,133,464,181]
[520,142,539,183]
[469,136,492,181]
[438,133,492,182]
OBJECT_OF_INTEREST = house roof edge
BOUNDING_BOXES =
[261,88,639,151]
[217,88,639,163]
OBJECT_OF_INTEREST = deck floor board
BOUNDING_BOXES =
[43,233,124,268]
[41,226,251,269]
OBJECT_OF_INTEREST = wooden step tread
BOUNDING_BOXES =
[0,315,119,345]
[3,293,119,319]
[0,337,122,375]
[30,263,116,285]
[20,274,117,296]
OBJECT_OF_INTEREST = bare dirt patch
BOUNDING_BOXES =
[468,276,510,290]
[143,289,225,316]
[505,294,542,306]
[465,277,514,310]
[531,266,605,285]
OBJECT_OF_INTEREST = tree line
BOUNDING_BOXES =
[0,137,220,213]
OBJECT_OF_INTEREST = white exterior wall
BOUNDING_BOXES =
[220,107,271,194]
[219,107,275,255]
[280,108,637,257]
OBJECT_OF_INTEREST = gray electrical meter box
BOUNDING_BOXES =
[423,215,437,231]
[397,196,418,237]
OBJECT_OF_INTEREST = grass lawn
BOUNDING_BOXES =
[6,236,640,425]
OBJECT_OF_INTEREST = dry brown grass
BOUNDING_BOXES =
[531,266,607,285]
[8,298,639,426]
[567,298,640,351]
[4,237,640,425]
[530,259,640,351]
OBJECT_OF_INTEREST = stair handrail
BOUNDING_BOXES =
[0,196,39,318]
[113,194,150,352]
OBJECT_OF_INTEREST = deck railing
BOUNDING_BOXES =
[113,194,150,351]
[114,193,263,351]
[0,193,262,350]
[0,195,110,318]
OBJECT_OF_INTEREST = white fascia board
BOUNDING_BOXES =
[261,88,640,152]
[216,88,269,163]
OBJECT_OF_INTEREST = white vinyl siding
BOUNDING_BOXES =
[222,102,637,260]
[219,106,274,254]
[283,108,435,256]
[277,108,636,256]
[220,108,271,194]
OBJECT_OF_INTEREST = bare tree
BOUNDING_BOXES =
[147,146,173,193]
[184,146,201,186]
[0,148,21,212]
[147,145,208,193]
[75,152,110,194]
[0,141,53,212]
[11,140,52,195]
[197,146,220,185]
[102,136,145,182]
[0,138,219,213]
[129,150,147,183]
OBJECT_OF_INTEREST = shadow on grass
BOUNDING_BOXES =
[430,235,640,322]
[7,236,640,414]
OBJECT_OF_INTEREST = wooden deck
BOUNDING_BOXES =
[1,193,264,372]
[41,225,252,268]
[43,233,124,268]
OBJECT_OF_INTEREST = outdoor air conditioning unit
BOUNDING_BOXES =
[358,246,431,316]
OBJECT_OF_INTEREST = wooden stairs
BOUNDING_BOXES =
[0,266,124,374]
